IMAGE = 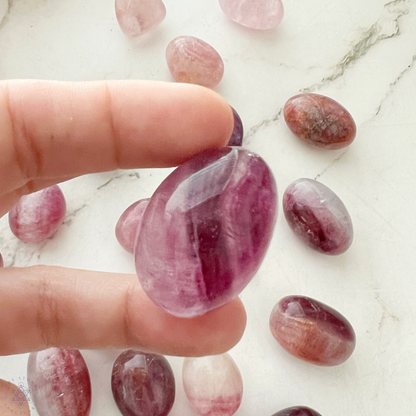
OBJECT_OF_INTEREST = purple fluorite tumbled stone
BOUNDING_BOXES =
[227,107,244,146]
[283,178,353,255]
[111,350,175,416]
[135,147,277,317]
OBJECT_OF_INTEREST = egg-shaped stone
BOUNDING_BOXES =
[166,36,224,88]
[284,93,356,149]
[111,350,175,416]
[135,147,277,317]
[283,178,353,255]
[270,296,356,366]
[183,354,243,416]
[27,348,91,416]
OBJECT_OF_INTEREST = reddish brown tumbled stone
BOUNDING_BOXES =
[270,296,356,366]
[283,93,356,149]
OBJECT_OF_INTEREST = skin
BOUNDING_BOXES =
[0,80,246,357]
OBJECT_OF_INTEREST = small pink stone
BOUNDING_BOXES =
[166,36,224,88]
[9,185,66,243]
[284,93,356,149]
[219,0,284,30]
[183,354,243,416]
[27,348,91,416]
[116,198,150,253]
[115,0,166,37]
[270,296,356,366]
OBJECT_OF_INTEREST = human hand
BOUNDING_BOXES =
[0,80,246,357]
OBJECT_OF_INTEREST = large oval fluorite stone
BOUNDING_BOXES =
[135,147,277,317]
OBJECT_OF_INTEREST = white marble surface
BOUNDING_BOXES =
[0,0,415,415]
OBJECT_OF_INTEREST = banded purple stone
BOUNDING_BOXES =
[111,350,175,416]
[135,147,277,317]
[283,178,353,255]
[227,107,243,146]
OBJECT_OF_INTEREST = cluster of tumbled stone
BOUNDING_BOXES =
[115,0,285,90]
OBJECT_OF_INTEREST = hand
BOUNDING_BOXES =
[0,80,246,357]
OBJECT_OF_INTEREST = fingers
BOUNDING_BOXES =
[0,266,246,357]
[0,80,234,197]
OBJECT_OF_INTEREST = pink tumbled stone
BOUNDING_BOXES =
[284,93,356,149]
[135,147,277,317]
[111,350,175,416]
[115,0,166,37]
[183,354,243,416]
[9,185,66,243]
[27,348,91,416]
[270,296,356,366]
[283,178,353,255]
[166,36,224,88]
[219,0,284,30]
[116,198,150,253]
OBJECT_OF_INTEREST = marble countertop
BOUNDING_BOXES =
[0,0,415,415]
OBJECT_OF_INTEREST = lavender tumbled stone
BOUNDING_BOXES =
[135,147,277,317]
[272,406,322,416]
[111,350,175,416]
[283,178,353,255]
[227,107,244,146]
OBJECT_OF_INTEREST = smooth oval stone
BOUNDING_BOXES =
[284,93,356,149]
[227,107,244,146]
[272,407,322,416]
[219,0,284,30]
[166,36,225,88]
[9,185,66,243]
[116,198,150,253]
[183,354,243,416]
[111,350,175,416]
[115,0,166,37]
[27,348,91,416]
[270,296,356,366]
[135,147,277,317]
[283,178,353,255]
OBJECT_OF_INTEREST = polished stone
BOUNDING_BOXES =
[270,296,356,366]
[183,354,243,416]
[27,348,91,416]
[116,198,150,253]
[219,0,284,30]
[115,0,166,37]
[283,178,353,255]
[271,406,322,416]
[135,147,277,317]
[8,185,66,243]
[284,93,356,149]
[166,36,224,88]
[111,350,175,416]
[227,107,244,146]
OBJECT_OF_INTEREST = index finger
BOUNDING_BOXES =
[0,80,233,197]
